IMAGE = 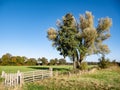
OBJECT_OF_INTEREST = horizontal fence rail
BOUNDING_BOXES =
[22,69,52,83]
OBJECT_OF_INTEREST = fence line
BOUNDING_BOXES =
[22,69,52,83]
[1,68,53,87]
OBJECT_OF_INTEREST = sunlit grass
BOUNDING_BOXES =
[0,65,73,74]
[0,66,35,73]
[24,66,120,90]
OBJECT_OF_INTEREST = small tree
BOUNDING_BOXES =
[38,57,48,65]
[25,58,37,65]
[111,59,117,66]
[80,62,88,70]
[1,53,12,65]
[16,56,25,65]
[11,56,17,65]
[98,55,110,69]
[59,58,66,65]
[49,58,58,65]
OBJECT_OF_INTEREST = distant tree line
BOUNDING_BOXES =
[0,53,67,66]
[0,53,119,67]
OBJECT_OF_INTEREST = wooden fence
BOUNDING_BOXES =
[22,68,53,83]
[1,68,53,87]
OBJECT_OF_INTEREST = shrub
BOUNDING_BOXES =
[49,58,58,65]
[80,62,88,70]
[98,55,110,69]
[59,58,66,65]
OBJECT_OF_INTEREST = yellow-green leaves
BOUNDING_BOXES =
[97,17,112,32]
[99,44,110,54]
[47,27,57,40]
[83,27,97,48]
[80,11,94,30]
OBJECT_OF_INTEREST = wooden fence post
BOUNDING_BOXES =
[49,67,53,77]
[1,71,5,78]
[17,70,22,87]
[68,72,71,77]
[20,72,24,86]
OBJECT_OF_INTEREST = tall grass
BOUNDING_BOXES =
[24,66,120,90]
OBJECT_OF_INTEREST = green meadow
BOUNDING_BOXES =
[0,65,72,74]
[0,65,120,90]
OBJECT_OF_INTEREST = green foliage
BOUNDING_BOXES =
[0,53,38,66]
[16,56,25,65]
[59,58,66,65]
[38,57,48,65]
[80,62,88,70]
[1,53,12,65]
[111,59,118,66]
[25,58,37,66]
[98,55,110,69]
[50,58,58,65]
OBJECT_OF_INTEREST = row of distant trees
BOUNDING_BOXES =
[0,53,67,66]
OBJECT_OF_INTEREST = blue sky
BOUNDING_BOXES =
[0,0,120,62]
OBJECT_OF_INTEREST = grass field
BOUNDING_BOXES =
[0,65,72,74]
[0,65,120,90]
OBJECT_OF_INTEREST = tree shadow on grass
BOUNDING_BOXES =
[27,66,70,72]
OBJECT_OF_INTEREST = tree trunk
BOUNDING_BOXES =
[75,50,80,69]
[79,54,84,64]
[73,54,76,70]
[77,54,84,69]
[76,61,80,69]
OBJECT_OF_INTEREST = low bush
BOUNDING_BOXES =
[98,55,110,69]
[80,62,88,70]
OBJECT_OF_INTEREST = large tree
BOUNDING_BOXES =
[47,11,112,69]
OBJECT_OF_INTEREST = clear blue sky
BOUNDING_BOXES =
[0,0,120,62]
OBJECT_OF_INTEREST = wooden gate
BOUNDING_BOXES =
[22,69,53,83]
[1,70,22,87]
